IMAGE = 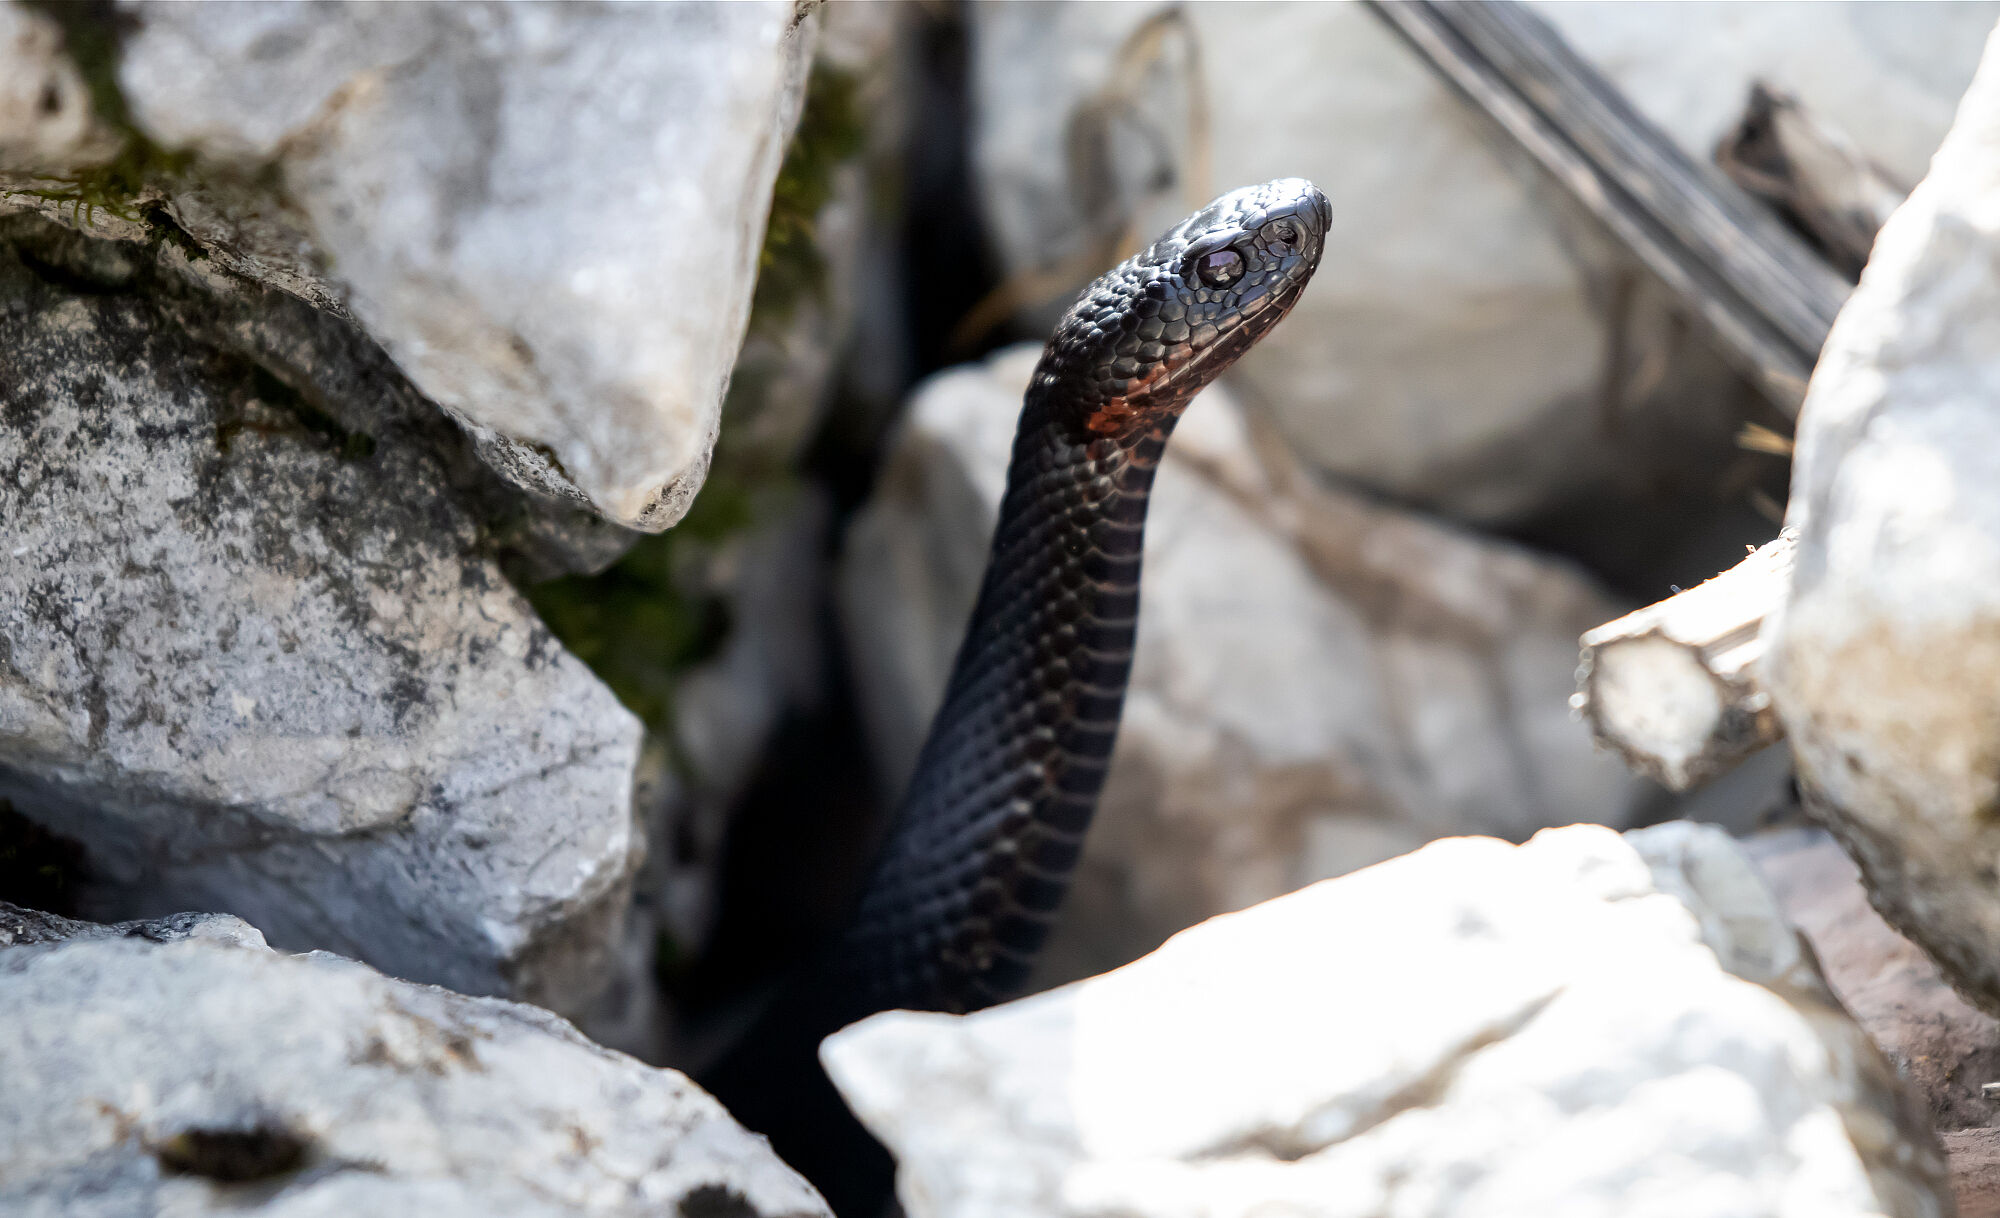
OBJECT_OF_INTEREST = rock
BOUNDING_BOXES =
[1762,20,2000,1024]
[0,215,641,1013]
[840,344,1648,985]
[1745,829,2000,1215]
[569,487,833,1061]
[1747,828,2000,1131]
[0,2,120,173]
[724,1,913,473]
[1947,1131,2000,1218]
[0,924,830,1217]
[546,3,911,1057]
[0,900,266,951]
[967,1,1988,524]
[823,821,1947,1218]
[2,1,818,531]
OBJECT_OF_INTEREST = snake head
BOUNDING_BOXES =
[1034,177,1329,439]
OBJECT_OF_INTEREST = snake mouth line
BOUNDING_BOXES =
[1146,276,1311,405]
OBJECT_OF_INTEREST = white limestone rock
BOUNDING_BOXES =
[1763,20,2000,1020]
[839,346,1644,982]
[822,821,1948,1218]
[968,0,1990,523]
[83,0,817,530]
[0,218,641,1013]
[0,928,830,1218]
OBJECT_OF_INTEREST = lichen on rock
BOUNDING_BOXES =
[0,212,643,1013]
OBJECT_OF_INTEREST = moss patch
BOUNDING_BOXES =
[749,63,865,333]
[523,523,734,743]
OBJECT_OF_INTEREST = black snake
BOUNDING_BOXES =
[706,178,1327,1210]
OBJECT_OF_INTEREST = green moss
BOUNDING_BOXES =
[524,533,732,738]
[749,63,866,332]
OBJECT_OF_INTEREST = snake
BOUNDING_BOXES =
[705,178,1327,1210]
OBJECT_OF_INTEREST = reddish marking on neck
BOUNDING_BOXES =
[1084,400,1142,435]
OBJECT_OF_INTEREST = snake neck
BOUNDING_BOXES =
[828,387,1176,1015]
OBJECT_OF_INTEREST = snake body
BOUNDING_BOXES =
[834,177,1330,1014]
[706,178,1327,1209]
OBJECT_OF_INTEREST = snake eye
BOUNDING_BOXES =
[1194,247,1245,289]
[1264,220,1299,253]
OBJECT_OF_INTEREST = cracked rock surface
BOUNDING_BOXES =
[0,914,830,1218]
[0,217,641,1012]
[823,821,1948,1218]
[840,345,1646,984]
[4,0,817,530]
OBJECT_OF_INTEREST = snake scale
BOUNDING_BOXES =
[705,178,1328,1211]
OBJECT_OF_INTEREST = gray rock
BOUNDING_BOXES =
[822,822,1948,1218]
[0,216,641,1013]
[839,346,1646,984]
[0,929,830,1218]
[5,1,814,531]
[0,900,266,950]
[967,1,1988,523]
[1762,20,2000,1023]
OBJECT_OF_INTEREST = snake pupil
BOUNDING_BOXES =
[1196,247,1245,288]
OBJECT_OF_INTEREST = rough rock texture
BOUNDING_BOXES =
[0,217,642,1012]
[1749,829,2000,1132]
[0,925,830,1218]
[1747,830,2000,1217]
[968,1,1989,523]
[841,345,1647,984]
[1762,22,2000,1028]
[0,900,266,951]
[1952,1135,2000,1218]
[823,821,1948,1218]
[0,1,818,530]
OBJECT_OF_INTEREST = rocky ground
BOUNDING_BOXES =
[4,2,2000,1216]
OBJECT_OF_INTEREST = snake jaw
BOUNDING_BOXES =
[1038,178,1328,441]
